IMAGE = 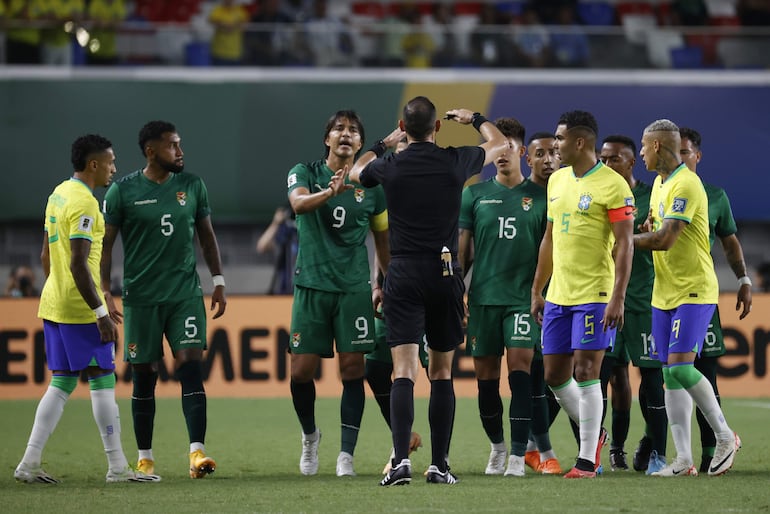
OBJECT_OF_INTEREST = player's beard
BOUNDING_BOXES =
[156,155,184,174]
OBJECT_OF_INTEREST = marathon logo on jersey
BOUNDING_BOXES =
[292,332,301,348]
[176,192,187,206]
[577,193,593,211]
[521,197,532,211]
[78,215,94,233]
[127,343,138,359]
[287,174,297,188]
[672,197,687,214]
[354,189,365,203]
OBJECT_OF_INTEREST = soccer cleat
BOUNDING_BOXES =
[564,466,597,479]
[650,457,698,477]
[136,458,156,476]
[14,464,59,484]
[485,446,508,475]
[524,450,541,471]
[189,449,216,479]
[708,432,741,476]
[609,448,629,471]
[380,458,411,486]
[299,430,321,476]
[538,458,563,475]
[106,467,161,483]
[426,465,459,484]
[633,436,652,472]
[645,450,667,475]
[503,455,525,477]
[594,427,608,472]
[336,451,355,477]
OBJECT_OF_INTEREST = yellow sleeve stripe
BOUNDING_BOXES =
[370,210,389,232]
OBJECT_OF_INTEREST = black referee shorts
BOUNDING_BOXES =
[384,256,465,352]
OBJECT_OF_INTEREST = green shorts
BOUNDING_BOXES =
[290,286,376,357]
[700,307,726,358]
[605,310,660,368]
[466,305,541,358]
[123,297,207,363]
[367,315,429,367]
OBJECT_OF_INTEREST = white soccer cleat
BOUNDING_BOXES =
[485,446,508,475]
[336,451,355,477]
[709,432,741,476]
[300,430,321,476]
[504,455,526,477]
[650,457,698,477]
[14,464,59,484]
[106,467,161,483]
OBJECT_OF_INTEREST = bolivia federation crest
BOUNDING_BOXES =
[176,192,187,206]
[578,193,593,211]
[292,332,301,348]
[127,343,138,359]
[521,197,533,211]
[354,189,365,203]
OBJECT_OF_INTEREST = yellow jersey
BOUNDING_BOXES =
[649,164,718,309]
[38,178,106,323]
[546,162,634,306]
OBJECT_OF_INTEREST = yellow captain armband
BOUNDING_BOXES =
[370,210,389,232]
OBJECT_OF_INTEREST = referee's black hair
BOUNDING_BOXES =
[71,134,113,171]
[139,120,177,156]
[403,96,436,141]
[602,134,637,155]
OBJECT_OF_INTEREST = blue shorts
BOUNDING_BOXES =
[651,304,716,364]
[541,302,616,355]
[43,320,116,372]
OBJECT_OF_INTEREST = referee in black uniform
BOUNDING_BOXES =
[349,96,509,485]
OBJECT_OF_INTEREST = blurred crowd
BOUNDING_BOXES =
[2,0,770,68]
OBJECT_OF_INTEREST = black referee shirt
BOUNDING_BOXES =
[360,141,484,258]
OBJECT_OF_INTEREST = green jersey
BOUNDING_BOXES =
[287,159,387,293]
[103,170,211,306]
[459,177,546,307]
[704,182,737,249]
[626,181,654,314]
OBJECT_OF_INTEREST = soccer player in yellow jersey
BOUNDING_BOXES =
[15,135,158,484]
[635,119,740,477]
[531,110,635,479]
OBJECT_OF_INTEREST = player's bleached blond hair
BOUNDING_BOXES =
[644,119,679,134]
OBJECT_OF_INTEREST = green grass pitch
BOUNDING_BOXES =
[2,397,768,513]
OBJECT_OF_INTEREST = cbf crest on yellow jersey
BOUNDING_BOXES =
[649,164,718,309]
[546,162,634,306]
[38,178,106,323]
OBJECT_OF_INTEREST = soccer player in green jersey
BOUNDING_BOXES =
[101,121,227,480]
[679,127,752,473]
[531,110,635,479]
[521,132,565,474]
[599,135,668,474]
[460,119,560,477]
[287,110,389,477]
[16,135,158,484]
[635,119,740,477]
